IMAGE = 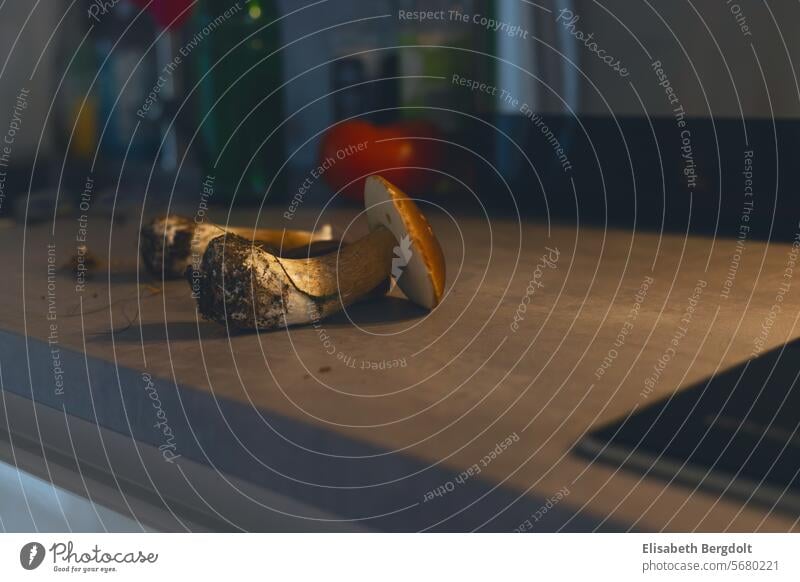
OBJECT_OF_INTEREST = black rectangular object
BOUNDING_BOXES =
[579,339,800,515]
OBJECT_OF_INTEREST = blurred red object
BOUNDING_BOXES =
[319,120,444,202]
[131,0,193,30]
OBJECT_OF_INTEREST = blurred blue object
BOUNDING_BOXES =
[0,460,149,532]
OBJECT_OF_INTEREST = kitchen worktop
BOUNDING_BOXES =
[1,203,798,532]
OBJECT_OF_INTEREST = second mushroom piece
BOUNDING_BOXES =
[140,215,334,278]
[193,175,446,330]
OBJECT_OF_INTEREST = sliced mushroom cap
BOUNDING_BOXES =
[364,175,446,309]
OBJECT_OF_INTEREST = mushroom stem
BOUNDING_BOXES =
[140,214,333,278]
[280,225,396,301]
[224,224,333,249]
[193,227,397,330]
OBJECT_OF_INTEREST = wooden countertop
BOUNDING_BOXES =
[1,205,798,531]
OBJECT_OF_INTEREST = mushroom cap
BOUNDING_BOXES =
[364,175,446,309]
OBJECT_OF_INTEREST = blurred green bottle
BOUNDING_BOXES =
[191,0,286,205]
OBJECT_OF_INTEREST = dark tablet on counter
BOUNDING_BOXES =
[579,339,800,514]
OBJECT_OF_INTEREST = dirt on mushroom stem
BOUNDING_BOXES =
[192,233,393,331]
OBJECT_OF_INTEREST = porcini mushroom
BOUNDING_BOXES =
[364,175,445,309]
[193,175,446,330]
[140,214,334,278]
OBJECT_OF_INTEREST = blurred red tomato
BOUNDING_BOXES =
[131,0,193,30]
[318,120,444,202]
